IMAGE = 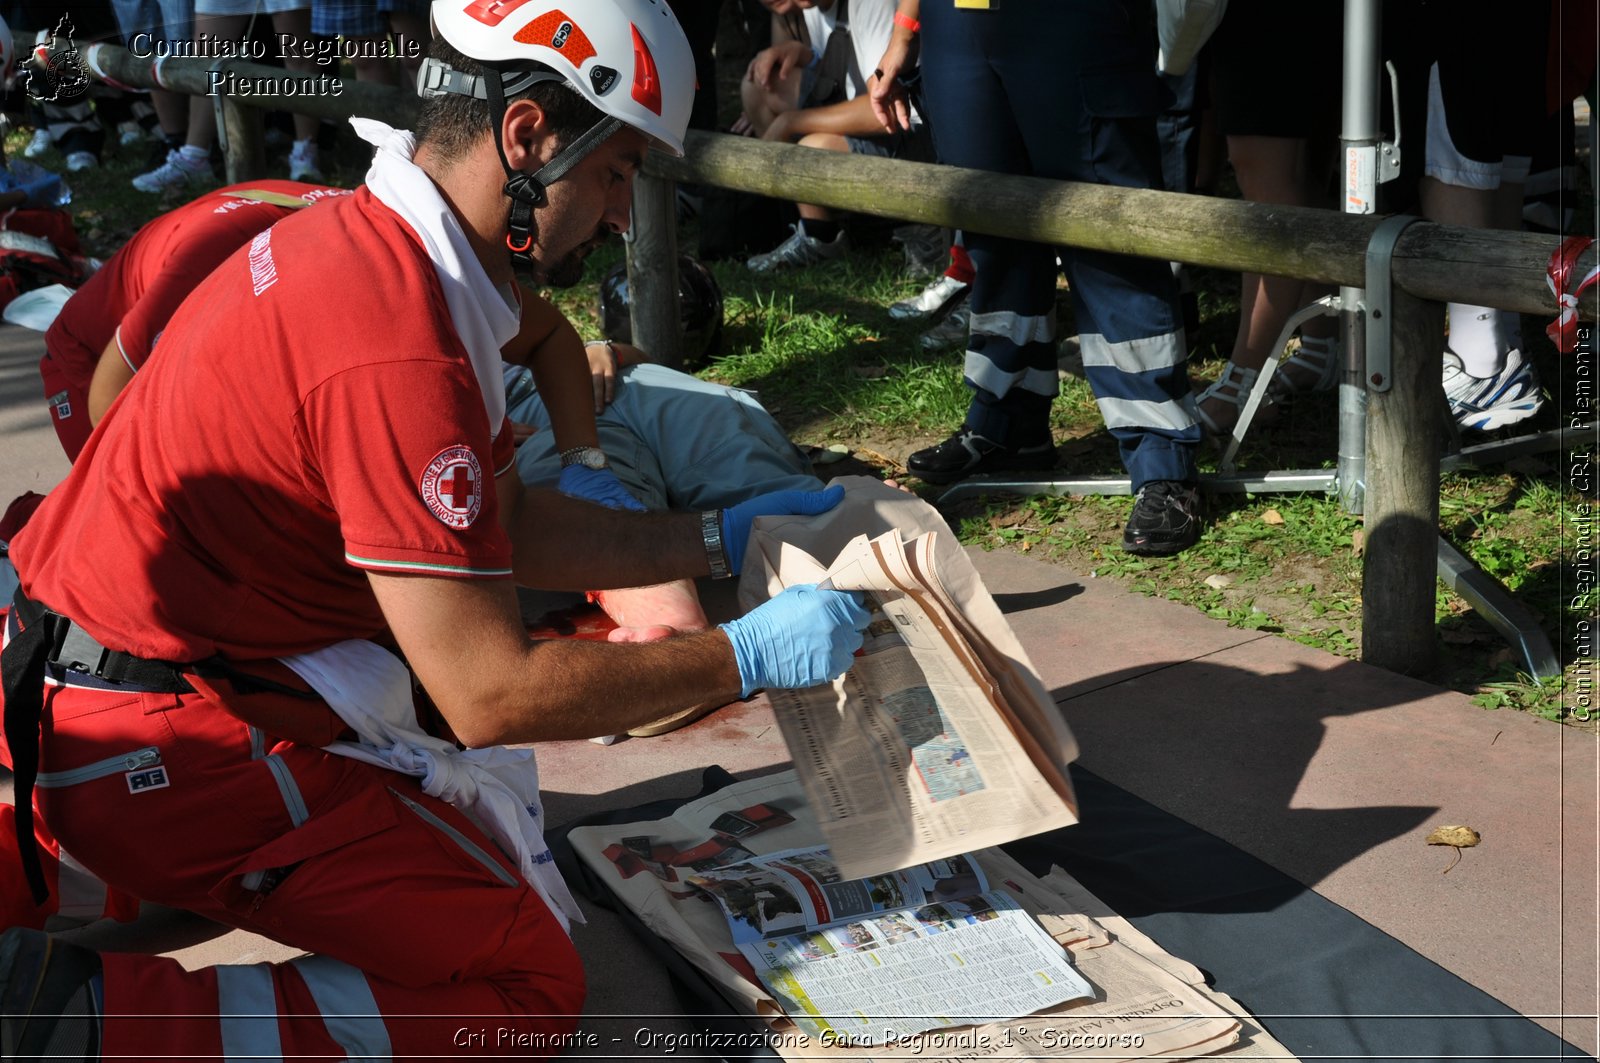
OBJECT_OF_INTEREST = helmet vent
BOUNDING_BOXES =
[463,0,537,28]
[629,23,661,115]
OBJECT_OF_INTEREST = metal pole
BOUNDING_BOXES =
[624,172,681,367]
[1337,0,1383,515]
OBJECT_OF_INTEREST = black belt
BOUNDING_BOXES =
[3,589,194,906]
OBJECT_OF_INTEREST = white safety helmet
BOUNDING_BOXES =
[427,0,694,157]
[420,0,695,263]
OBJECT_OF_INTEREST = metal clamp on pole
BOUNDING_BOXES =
[1362,214,1421,394]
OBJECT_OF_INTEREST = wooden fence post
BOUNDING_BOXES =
[218,96,266,184]
[1361,286,1445,674]
[625,171,680,367]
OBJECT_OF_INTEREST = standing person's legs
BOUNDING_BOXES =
[265,7,325,179]
[906,1,1057,483]
[382,0,429,82]
[113,0,209,188]
[312,1,398,85]
[1003,0,1199,549]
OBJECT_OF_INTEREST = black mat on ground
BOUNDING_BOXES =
[552,766,1592,1062]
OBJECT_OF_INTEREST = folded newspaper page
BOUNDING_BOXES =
[687,845,1093,1044]
[740,477,1079,878]
[568,771,1279,1062]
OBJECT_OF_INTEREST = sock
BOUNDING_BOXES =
[1448,303,1516,377]
[177,144,209,167]
[291,138,316,156]
[947,244,975,285]
[799,218,839,242]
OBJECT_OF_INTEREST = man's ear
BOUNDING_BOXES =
[501,97,555,171]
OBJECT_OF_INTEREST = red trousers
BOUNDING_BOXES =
[0,638,586,1059]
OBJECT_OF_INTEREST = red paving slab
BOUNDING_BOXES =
[977,547,1599,1053]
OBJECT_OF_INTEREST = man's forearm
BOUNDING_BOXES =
[507,487,715,590]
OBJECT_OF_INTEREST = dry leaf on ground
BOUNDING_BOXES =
[1425,825,1481,847]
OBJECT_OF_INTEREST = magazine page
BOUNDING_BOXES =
[687,846,988,944]
[738,887,1094,1046]
[759,527,1077,878]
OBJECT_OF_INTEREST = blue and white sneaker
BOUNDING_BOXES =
[1442,348,1544,432]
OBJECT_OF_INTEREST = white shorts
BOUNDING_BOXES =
[1424,62,1500,190]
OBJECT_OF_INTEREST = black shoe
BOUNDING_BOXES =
[906,430,1055,485]
[0,928,103,1062]
[1122,480,1201,555]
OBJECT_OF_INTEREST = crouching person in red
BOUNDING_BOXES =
[0,1,869,1057]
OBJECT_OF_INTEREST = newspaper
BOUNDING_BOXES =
[567,771,1286,1062]
[741,477,1080,878]
[686,846,1094,1044]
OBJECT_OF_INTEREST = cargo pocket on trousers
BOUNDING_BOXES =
[1079,67,1172,188]
[208,774,401,930]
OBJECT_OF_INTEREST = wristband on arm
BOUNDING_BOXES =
[893,11,920,32]
[702,510,731,579]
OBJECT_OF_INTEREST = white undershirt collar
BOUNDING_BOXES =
[353,117,517,438]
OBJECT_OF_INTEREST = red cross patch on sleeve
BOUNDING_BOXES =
[419,445,484,529]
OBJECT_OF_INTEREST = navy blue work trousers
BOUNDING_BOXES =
[919,0,1199,488]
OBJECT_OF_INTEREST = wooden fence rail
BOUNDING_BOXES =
[44,36,1600,679]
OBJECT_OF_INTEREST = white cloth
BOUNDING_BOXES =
[352,117,519,440]
[0,283,72,331]
[281,640,584,933]
[802,0,896,105]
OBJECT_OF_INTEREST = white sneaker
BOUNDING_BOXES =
[746,224,849,273]
[918,303,971,351]
[889,274,969,321]
[65,151,97,172]
[22,128,52,158]
[287,141,323,182]
[132,149,211,193]
[1442,348,1545,431]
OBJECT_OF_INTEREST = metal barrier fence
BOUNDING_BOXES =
[42,37,1600,681]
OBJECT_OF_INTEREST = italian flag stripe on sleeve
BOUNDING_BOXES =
[345,552,513,577]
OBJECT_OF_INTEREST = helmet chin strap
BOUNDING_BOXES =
[480,67,624,267]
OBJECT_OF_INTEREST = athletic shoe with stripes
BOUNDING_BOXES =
[1442,348,1544,432]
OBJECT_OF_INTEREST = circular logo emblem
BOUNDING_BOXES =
[419,445,483,529]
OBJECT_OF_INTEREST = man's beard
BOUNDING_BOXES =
[512,231,607,289]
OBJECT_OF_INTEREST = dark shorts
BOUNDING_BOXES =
[1208,0,1342,140]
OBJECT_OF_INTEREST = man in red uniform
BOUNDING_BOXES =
[0,2,869,1058]
[39,181,350,462]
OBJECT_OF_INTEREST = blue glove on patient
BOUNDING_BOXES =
[558,464,647,512]
[719,584,870,698]
[720,484,845,575]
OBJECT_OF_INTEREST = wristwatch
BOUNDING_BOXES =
[559,446,609,470]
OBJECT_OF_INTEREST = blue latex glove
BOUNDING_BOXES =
[558,464,647,512]
[719,584,870,698]
[720,484,844,575]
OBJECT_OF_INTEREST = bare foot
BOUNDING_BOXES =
[593,579,708,634]
[606,624,678,643]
